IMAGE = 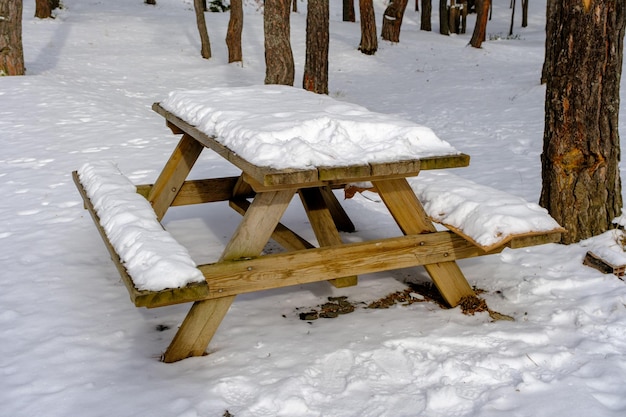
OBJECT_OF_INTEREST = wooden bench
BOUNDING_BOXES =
[73,86,565,362]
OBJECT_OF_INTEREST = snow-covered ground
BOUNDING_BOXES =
[2,1,626,416]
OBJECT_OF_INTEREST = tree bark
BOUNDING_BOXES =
[540,0,625,244]
[226,0,243,63]
[469,0,490,47]
[421,0,432,31]
[193,0,212,59]
[521,0,528,27]
[343,0,355,22]
[358,0,377,55]
[381,0,409,42]
[439,0,449,35]
[303,0,329,94]
[264,0,294,85]
[35,0,52,18]
[0,0,24,76]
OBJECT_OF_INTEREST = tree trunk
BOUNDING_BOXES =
[540,0,625,244]
[381,0,409,42]
[343,0,355,22]
[193,0,212,59]
[439,0,449,35]
[509,0,515,37]
[540,0,555,84]
[303,0,329,94]
[226,0,243,63]
[264,0,294,85]
[358,0,377,55]
[35,0,52,19]
[521,0,528,27]
[421,0,432,31]
[0,0,24,76]
[469,0,490,47]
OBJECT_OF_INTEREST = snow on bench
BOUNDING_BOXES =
[76,161,204,292]
[408,171,565,251]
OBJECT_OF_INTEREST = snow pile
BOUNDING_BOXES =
[160,85,461,169]
[77,161,204,291]
[410,171,563,249]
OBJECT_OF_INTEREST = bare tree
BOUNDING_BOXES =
[381,0,409,42]
[469,0,490,47]
[540,0,625,243]
[521,0,528,27]
[303,0,329,94]
[193,0,211,59]
[439,0,449,35]
[264,0,294,85]
[358,0,377,54]
[226,0,243,63]
[0,0,24,76]
[421,0,432,31]
[343,0,355,22]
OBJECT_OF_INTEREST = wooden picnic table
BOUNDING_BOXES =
[74,88,564,363]
[131,101,557,362]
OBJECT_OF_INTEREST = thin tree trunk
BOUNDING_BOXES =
[521,0,528,27]
[358,0,377,55]
[343,0,355,22]
[0,0,24,76]
[226,0,243,63]
[35,0,52,18]
[509,0,515,36]
[264,0,294,85]
[194,0,212,59]
[540,0,625,244]
[469,0,490,47]
[421,0,432,31]
[303,0,329,94]
[381,0,409,42]
[439,0,449,35]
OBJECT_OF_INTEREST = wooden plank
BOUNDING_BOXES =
[197,231,494,299]
[136,176,246,206]
[162,189,296,362]
[72,171,210,309]
[369,159,421,177]
[318,164,372,182]
[373,178,476,307]
[153,103,319,187]
[440,221,565,251]
[418,154,470,170]
[148,133,204,220]
[299,188,358,287]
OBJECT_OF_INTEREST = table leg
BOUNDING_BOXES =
[372,178,475,307]
[148,133,204,221]
[319,186,356,233]
[162,189,296,362]
[299,187,358,288]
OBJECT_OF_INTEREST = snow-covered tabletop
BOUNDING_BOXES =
[159,85,462,170]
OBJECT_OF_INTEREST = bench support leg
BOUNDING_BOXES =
[373,178,475,307]
[162,189,296,362]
